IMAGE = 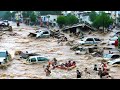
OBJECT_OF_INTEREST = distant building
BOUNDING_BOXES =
[40,15,59,27]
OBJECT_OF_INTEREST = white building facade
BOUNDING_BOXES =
[41,15,59,26]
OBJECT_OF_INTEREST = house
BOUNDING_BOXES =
[40,15,59,27]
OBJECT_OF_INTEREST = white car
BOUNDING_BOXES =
[0,20,9,26]
[108,41,115,45]
[28,30,50,38]
[110,31,120,37]
[0,50,10,65]
[107,59,120,65]
[26,56,49,64]
[103,54,120,61]
[77,38,101,45]
[109,36,118,41]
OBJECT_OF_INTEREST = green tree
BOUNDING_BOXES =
[57,15,79,28]
[3,11,12,20]
[57,15,66,28]
[89,11,97,22]
[92,12,113,30]
[30,12,37,23]
[66,15,79,25]
[39,11,61,15]
[22,11,33,18]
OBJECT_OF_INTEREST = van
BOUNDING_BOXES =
[27,56,49,64]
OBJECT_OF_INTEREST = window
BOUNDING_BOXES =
[104,54,112,58]
[0,52,6,57]
[116,32,120,34]
[86,38,94,41]
[37,57,48,61]
[113,61,120,64]
[111,55,120,59]
[43,31,49,34]
[94,38,101,41]
[30,58,36,62]
[37,57,42,61]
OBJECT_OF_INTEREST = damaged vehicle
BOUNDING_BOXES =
[75,47,89,55]
[110,31,120,37]
[0,50,11,65]
[103,54,120,61]
[28,29,50,38]
[75,46,103,56]
[16,51,40,59]
[77,37,101,45]
[109,36,118,41]
[26,56,49,64]
[0,20,9,27]
[0,20,12,31]
[107,59,120,65]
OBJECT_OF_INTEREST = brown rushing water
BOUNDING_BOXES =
[0,22,120,79]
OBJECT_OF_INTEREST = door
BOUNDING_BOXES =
[30,58,36,63]
[42,31,50,38]
[94,38,101,44]
[85,38,94,44]
[37,57,48,62]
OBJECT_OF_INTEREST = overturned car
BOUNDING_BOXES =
[28,29,50,38]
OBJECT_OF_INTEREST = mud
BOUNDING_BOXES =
[0,22,120,79]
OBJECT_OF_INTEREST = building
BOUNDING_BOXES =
[41,15,59,26]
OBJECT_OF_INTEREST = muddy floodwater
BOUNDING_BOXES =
[0,22,120,79]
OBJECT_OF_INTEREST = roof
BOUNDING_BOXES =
[0,50,7,52]
[29,56,45,59]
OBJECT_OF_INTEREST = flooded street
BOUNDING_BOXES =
[0,21,120,79]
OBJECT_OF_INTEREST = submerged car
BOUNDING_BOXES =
[107,59,120,65]
[28,30,50,38]
[103,54,120,61]
[110,31,120,37]
[0,50,11,65]
[75,47,88,55]
[77,37,101,45]
[26,56,49,63]
[109,36,118,41]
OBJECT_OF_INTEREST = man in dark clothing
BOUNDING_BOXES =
[93,64,98,71]
[17,21,20,27]
[76,70,81,78]
[98,68,103,78]
[44,66,51,76]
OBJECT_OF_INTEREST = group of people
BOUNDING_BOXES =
[76,68,90,78]
[44,58,76,76]
[94,62,113,79]
[59,61,76,68]
[44,58,58,76]
[76,62,113,79]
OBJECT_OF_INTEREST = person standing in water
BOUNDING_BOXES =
[76,70,81,78]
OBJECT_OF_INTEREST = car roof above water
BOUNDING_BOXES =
[0,50,7,52]
[29,56,45,59]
